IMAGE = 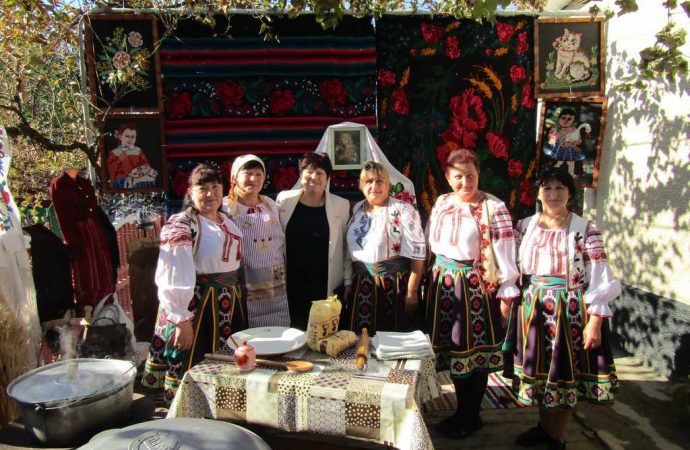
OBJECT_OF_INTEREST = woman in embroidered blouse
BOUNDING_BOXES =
[276,153,352,330]
[223,154,290,327]
[345,161,425,333]
[426,149,520,439]
[142,164,246,403]
[510,168,620,450]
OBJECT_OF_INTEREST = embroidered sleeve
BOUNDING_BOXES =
[399,200,426,260]
[491,202,520,299]
[154,213,196,323]
[159,213,193,248]
[583,221,621,317]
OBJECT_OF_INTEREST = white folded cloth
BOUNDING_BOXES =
[372,330,434,360]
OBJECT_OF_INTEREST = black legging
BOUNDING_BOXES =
[453,372,489,424]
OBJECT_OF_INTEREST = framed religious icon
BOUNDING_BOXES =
[328,126,366,170]
[84,13,163,110]
[536,97,608,188]
[534,17,606,98]
[98,113,167,193]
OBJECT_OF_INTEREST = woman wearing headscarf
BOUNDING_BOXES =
[426,148,520,439]
[276,153,351,330]
[142,164,246,403]
[345,161,426,333]
[511,167,620,450]
[223,154,290,327]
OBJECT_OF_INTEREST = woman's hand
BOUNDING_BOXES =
[174,320,194,351]
[583,315,603,350]
[404,291,419,313]
[499,298,512,328]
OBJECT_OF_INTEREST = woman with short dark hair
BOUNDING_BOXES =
[511,167,620,450]
[276,153,352,330]
[142,164,246,403]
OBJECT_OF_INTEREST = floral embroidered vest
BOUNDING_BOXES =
[473,192,502,294]
[518,213,589,290]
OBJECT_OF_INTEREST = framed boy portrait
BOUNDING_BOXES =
[536,97,608,188]
[534,18,606,98]
[84,13,163,110]
[328,126,366,170]
[98,113,167,193]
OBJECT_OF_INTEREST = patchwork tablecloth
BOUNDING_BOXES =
[168,347,438,450]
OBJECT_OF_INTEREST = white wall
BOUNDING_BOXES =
[597,3,690,304]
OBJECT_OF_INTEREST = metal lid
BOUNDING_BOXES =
[80,418,272,450]
[7,358,136,405]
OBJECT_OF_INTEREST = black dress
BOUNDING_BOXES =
[285,201,329,330]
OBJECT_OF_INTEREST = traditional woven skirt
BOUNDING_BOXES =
[142,271,246,403]
[512,275,618,409]
[346,257,413,334]
[425,255,504,378]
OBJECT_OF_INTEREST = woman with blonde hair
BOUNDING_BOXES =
[345,161,425,333]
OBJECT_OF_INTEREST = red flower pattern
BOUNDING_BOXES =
[171,171,191,197]
[421,22,444,43]
[496,22,516,43]
[521,84,535,109]
[319,79,348,107]
[519,178,535,206]
[215,80,244,106]
[378,69,396,88]
[507,159,523,178]
[391,89,409,115]
[509,65,527,84]
[516,32,529,54]
[445,36,460,59]
[166,92,192,119]
[270,89,296,115]
[486,132,509,160]
[272,166,299,191]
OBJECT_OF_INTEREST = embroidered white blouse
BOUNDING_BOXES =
[155,214,243,324]
[347,197,426,263]
[428,194,519,299]
[516,220,620,317]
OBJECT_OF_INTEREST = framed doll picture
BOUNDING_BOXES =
[536,97,608,188]
[328,126,366,170]
[534,18,606,98]
[85,13,163,110]
[99,114,167,193]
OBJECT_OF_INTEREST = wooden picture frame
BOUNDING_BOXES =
[534,18,606,98]
[84,13,163,111]
[328,126,366,170]
[98,113,167,193]
[536,97,608,188]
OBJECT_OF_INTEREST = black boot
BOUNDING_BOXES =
[435,378,465,435]
[547,436,566,450]
[515,422,550,447]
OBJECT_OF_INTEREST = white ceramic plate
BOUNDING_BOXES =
[229,327,306,356]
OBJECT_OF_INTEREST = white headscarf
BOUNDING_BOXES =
[292,122,417,205]
[226,154,266,216]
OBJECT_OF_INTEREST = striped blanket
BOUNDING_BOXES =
[423,371,525,412]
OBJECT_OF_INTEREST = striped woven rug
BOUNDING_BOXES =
[423,371,526,412]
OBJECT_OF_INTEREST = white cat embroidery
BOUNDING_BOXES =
[553,28,591,81]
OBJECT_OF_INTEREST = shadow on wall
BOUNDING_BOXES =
[600,42,690,378]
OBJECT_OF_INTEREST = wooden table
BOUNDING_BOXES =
[168,347,439,450]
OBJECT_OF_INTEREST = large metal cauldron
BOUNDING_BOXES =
[6,358,136,446]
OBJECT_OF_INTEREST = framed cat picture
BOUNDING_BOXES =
[534,18,606,98]
[536,97,608,188]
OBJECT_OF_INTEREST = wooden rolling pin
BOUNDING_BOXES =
[356,327,369,370]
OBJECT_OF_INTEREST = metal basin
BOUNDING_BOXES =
[6,358,136,446]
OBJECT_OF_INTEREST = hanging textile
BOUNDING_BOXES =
[375,16,537,220]
[160,14,377,203]
[0,126,41,370]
